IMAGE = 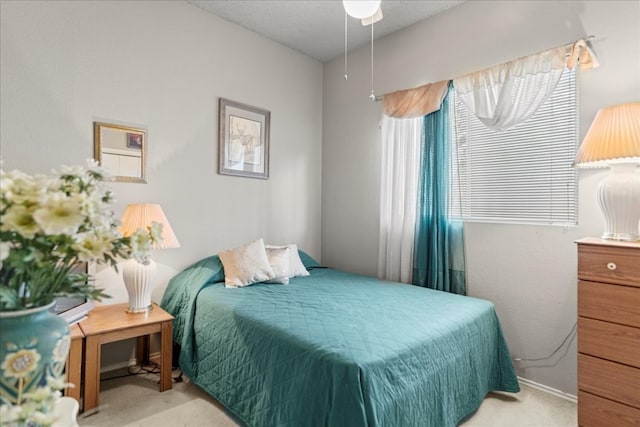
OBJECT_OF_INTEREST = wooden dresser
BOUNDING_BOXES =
[576,238,640,427]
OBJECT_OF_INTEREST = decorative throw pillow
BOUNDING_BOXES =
[218,238,275,288]
[265,246,291,284]
[266,243,310,278]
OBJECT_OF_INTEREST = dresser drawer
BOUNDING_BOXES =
[578,244,640,287]
[579,354,640,408]
[578,281,640,328]
[578,391,640,427]
[579,317,640,368]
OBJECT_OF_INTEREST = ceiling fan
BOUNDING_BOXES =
[343,0,384,25]
[342,1,384,100]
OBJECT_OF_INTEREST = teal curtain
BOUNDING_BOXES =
[412,83,466,295]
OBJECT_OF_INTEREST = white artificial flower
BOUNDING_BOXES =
[24,385,53,403]
[129,228,152,263]
[80,190,103,221]
[0,168,12,210]
[149,221,164,244]
[54,164,85,177]
[1,170,44,206]
[46,375,72,391]
[86,158,112,182]
[0,204,41,238]
[30,410,56,426]
[0,240,11,270]
[33,193,85,236]
[18,399,39,417]
[84,202,116,234]
[0,403,21,423]
[72,232,114,262]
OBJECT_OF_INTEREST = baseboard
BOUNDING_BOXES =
[518,376,577,403]
[100,352,161,374]
[100,358,137,374]
[149,351,161,364]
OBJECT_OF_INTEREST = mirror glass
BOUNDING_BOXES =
[94,122,146,183]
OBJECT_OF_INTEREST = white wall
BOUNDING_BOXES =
[322,0,640,395]
[0,0,323,271]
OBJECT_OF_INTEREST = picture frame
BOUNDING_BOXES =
[126,133,143,149]
[94,122,147,184]
[218,98,270,179]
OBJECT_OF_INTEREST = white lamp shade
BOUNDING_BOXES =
[343,0,381,19]
[120,203,180,249]
[574,102,640,167]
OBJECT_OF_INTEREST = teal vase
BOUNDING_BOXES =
[0,303,70,406]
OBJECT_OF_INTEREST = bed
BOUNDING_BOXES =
[161,252,519,427]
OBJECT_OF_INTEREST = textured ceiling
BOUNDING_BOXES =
[187,1,465,63]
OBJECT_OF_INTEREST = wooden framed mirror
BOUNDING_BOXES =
[94,122,146,183]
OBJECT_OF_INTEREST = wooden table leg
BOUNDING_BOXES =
[65,337,83,403]
[160,320,172,392]
[83,335,101,412]
[136,335,150,365]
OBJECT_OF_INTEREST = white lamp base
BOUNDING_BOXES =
[597,163,640,241]
[122,258,157,313]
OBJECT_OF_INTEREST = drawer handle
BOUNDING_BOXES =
[607,262,617,271]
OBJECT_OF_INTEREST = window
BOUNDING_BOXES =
[449,68,578,225]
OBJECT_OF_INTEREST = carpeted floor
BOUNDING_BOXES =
[77,369,577,427]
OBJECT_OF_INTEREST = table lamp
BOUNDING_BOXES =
[574,102,640,241]
[119,204,180,313]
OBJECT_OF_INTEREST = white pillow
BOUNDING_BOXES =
[218,238,275,288]
[265,246,290,284]
[266,243,310,278]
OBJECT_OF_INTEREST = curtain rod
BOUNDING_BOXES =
[373,35,596,103]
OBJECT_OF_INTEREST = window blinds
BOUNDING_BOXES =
[450,68,578,225]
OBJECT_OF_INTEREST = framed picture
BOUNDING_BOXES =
[126,133,143,149]
[95,122,146,183]
[218,98,270,179]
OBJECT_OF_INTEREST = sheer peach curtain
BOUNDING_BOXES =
[382,80,449,119]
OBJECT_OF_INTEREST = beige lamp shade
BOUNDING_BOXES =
[120,204,180,250]
[574,102,640,167]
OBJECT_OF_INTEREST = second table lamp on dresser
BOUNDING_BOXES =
[574,102,640,241]
[119,203,180,313]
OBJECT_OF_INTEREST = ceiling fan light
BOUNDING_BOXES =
[343,0,381,19]
[361,7,383,26]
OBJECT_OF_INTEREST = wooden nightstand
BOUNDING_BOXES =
[78,303,174,413]
[64,324,84,403]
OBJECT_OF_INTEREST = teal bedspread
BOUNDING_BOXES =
[161,255,519,427]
